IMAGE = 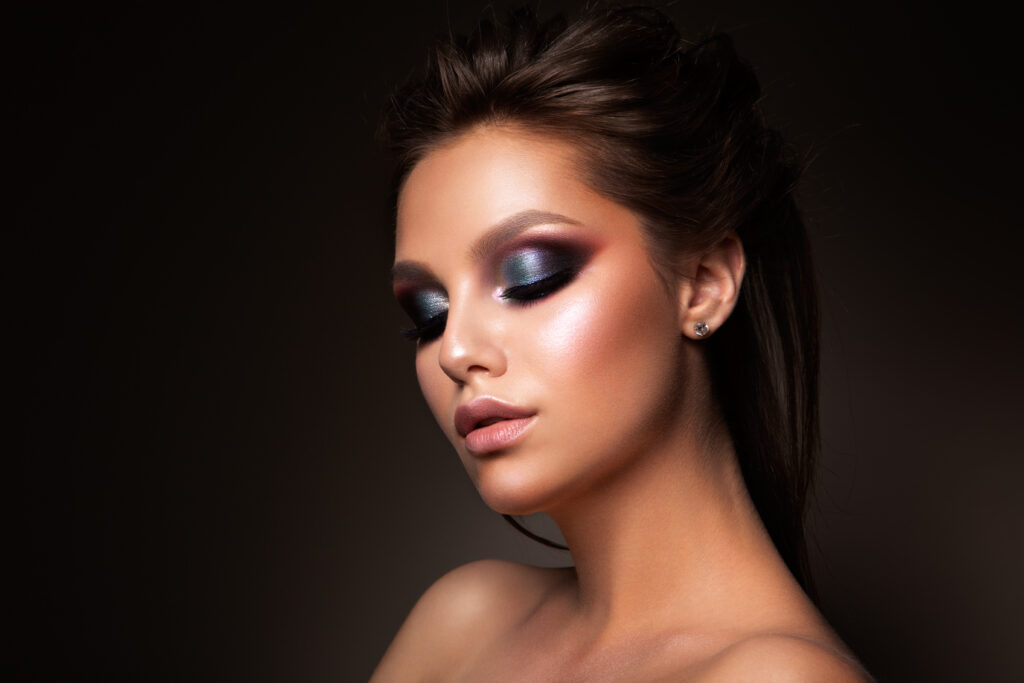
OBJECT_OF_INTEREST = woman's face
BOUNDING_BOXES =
[393,126,692,515]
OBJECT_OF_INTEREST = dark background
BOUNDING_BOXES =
[12,1,1023,681]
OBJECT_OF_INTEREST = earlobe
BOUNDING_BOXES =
[678,232,746,339]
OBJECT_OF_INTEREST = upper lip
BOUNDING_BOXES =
[454,397,536,438]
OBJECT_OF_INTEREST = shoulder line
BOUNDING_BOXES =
[429,558,569,616]
[370,560,570,681]
[697,632,874,682]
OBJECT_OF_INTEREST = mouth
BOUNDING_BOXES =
[463,415,537,455]
[454,397,537,454]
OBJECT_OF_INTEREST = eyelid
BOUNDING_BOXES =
[396,285,449,333]
[499,265,581,301]
[395,233,595,340]
[497,233,593,268]
[401,310,447,342]
[497,239,590,284]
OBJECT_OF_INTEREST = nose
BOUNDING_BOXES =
[437,293,507,385]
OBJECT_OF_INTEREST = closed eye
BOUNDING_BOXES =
[499,267,580,303]
[401,311,447,343]
[396,287,448,344]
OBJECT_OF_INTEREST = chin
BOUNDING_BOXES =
[471,457,566,516]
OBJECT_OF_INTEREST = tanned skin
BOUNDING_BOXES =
[377,126,872,682]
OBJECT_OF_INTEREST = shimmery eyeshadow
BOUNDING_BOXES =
[406,289,448,325]
[409,290,446,323]
[501,247,584,287]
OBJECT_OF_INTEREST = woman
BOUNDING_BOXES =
[374,5,871,681]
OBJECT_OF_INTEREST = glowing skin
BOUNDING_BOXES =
[379,125,868,682]
[394,126,693,516]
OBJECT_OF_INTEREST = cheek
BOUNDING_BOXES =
[521,269,680,439]
[526,290,612,367]
[536,249,677,371]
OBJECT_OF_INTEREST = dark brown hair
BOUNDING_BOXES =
[380,4,820,590]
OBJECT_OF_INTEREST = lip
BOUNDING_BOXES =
[454,397,537,454]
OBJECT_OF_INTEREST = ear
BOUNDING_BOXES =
[678,231,746,340]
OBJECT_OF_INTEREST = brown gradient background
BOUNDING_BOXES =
[11,1,1023,681]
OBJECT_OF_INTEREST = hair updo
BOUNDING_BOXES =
[380,4,820,591]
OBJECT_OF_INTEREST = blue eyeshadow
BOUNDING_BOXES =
[501,247,582,286]
[407,289,447,324]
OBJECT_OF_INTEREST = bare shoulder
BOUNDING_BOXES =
[695,633,874,682]
[370,560,570,682]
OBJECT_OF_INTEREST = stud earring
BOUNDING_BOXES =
[694,321,710,337]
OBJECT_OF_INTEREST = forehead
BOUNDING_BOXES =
[394,127,589,260]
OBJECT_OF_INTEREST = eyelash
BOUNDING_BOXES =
[499,266,580,303]
[401,266,581,344]
[401,311,447,343]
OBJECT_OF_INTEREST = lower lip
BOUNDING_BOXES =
[464,416,537,455]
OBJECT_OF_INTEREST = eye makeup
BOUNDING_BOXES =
[498,241,591,303]
[394,234,596,343]
[398,288,448,342]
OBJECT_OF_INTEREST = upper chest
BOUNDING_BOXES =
[445,607,734,683]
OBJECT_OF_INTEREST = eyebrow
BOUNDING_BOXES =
[392,209,580,283]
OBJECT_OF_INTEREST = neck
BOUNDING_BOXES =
[545,367,801,640]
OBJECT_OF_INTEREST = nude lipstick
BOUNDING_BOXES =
[454,397,537,455]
